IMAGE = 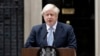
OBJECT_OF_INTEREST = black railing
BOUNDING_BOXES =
[0,0,24,56]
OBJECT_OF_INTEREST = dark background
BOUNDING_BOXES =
[0,0,24,56]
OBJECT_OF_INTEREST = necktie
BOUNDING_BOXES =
[47,27,54,46]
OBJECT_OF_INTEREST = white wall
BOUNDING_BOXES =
[24,0,42,43]
[96,0,100,56]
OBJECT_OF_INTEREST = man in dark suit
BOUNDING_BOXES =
[24,4,77,49]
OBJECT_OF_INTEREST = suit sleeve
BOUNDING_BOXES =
[67,25,77,49]
[24,27,36,48]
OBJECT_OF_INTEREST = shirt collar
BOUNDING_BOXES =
[46,21,58,32]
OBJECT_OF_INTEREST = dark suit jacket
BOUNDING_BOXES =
[24,22,77,49]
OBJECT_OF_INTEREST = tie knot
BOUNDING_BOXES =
[49,27,53,30]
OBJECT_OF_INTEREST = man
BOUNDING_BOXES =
[24,4,77,49]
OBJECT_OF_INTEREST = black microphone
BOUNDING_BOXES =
[40,32,48,47]
[53,32,55,47]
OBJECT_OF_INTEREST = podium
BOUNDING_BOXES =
[21,48,76,56]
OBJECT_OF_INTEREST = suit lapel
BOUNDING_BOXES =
[40,23,64,47]
[54,22,64,47]
[40,24,48,46]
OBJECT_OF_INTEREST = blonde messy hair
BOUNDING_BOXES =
[41,4,60,15]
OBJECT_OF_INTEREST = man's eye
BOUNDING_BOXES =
[50,14,53,16]
[46,14,49,16]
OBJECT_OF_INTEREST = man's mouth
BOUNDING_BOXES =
[48,20,52,22]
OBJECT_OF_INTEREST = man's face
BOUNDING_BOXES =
[43,10,58,26]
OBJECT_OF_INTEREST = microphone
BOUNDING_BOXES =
[53,32,55,47]
[40,32,48,47]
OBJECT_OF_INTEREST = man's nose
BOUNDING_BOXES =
[48,15,52,18]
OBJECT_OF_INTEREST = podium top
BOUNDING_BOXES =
[21,47,76,56]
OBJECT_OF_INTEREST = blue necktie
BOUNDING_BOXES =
[47,27,54,46]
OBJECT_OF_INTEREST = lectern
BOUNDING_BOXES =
[21,48,76,56]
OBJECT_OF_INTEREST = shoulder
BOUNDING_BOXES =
[31,23,45,31]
